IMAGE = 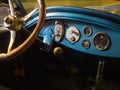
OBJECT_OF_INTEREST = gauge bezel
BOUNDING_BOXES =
[93,32,111,51]
[83,26,93,37]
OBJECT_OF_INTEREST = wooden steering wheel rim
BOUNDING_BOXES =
[0,0,46,61]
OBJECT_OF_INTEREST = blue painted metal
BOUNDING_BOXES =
[42,27,53,46]
[24,6,120,58]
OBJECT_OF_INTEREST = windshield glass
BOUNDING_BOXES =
[21,0,120,16]
[45,0,120,16]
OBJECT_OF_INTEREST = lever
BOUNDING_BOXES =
[53,47,65,66]
[53,47,70,74]
[96,60,105,81]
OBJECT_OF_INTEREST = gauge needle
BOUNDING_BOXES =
[71,31,79,36]
[57,30,60,35]
[54,30,60,37]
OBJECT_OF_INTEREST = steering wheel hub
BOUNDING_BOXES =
[4,15,23,31]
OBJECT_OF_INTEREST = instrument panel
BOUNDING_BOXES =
[41,19,119,58]
[53,20,111,51]
[34,6,120,58]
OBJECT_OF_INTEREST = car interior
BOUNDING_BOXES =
[0,0,120,90]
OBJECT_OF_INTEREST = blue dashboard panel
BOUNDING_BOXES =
[25,6,120,58]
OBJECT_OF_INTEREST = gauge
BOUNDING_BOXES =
[66,26,80,43]
[83,26,92,36]
[53,21,64,42]
[81,39,91,49]
[93,32,111,50]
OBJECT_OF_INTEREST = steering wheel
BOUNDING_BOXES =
[0,0,45,61]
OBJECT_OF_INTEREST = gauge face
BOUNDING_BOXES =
[83,26,92,36]
[93,32,110,50]
[81,40,90,49]
[54,21,64,42]
[66,26,80,43]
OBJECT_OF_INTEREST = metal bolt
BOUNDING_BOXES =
[4,17,12,24]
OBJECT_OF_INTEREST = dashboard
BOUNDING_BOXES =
[25,6,120,58]
[0,1,120,90]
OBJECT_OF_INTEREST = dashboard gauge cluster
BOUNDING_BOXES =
[93,32,111,50]
[53,21,111,51]
[66,26,80,43]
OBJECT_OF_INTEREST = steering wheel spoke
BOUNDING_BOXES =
[8,0,15,16]
[22,8,39,21]
[7,30,16,53]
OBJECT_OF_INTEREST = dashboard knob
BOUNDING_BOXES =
[53,47,63,57]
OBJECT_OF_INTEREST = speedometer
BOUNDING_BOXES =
[93,32,111,50]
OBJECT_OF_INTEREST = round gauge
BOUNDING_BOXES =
[54,21,64,42]
[83,26,92,36]
[93,32,111,50]
[81,40,91,49]
[66,26,80,43]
